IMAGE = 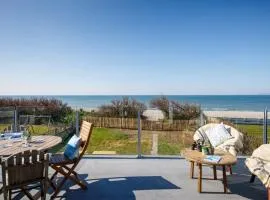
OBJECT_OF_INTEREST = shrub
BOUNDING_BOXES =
[96,97,146,118]
[0,97,72,123]
[150,96,201,120]
[171,101,201,120]
[150,96,170,118]
[242,134,262,155]
[236,125,263,155]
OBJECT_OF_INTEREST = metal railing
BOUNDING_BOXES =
[2,105,269,156]
[0,106,75,135]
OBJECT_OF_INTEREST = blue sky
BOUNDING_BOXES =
[0,0,269,95]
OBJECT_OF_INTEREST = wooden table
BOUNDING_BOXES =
[182,149,237,193]
[0,135,62,156]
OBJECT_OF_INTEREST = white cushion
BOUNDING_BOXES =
[205,123,233,147]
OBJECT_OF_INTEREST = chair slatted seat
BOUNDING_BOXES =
[50,154,76,165]
[49,121,93,199]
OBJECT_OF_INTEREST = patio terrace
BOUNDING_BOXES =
[38,156,267,200]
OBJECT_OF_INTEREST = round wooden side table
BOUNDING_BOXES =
[182,148,237,193]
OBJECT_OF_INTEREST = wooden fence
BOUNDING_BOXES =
[83,116,199,131]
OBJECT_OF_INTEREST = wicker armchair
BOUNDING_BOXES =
[193,123,243,156]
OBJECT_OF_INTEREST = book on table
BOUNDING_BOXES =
[204,155,221,163]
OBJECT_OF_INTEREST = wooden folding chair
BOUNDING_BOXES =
[1,150,49,200]
[49,121,93,199]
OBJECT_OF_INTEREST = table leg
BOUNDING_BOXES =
[198,163,202,193]
[222,165,227,193]
[190,161,194,179]
[250,174,256,183]
[213,165,217,180]
[229,165,232,175]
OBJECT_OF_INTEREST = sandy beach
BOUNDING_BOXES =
[203,111,270,119]
[82,107,269,120]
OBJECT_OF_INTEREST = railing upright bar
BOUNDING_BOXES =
[266,108,268,143]
[76,109,79,136]
[263,108,268,144]
[137,111,142,158]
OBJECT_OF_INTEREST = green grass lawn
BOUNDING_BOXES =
[0,124,190,155]
[87,128,152,154]
[0,124,51,134]
[0,124,10,132]
[236,124,270,136]
[30,125,51,135]
[87,128,191,155]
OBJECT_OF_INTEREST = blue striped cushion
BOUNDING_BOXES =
[64,135,81,160]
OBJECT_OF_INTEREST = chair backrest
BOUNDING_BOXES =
[1,150,49,189]
[78,121,94,159]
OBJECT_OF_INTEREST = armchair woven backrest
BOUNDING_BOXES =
[194,123,243,142]
[1,150,49,187]
[193,123,244,156]
[78,121,94,160]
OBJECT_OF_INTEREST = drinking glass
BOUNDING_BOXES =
[7,136,13,147]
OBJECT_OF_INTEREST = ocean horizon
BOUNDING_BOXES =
[1,95,270,112]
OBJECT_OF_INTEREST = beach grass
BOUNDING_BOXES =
[157,131,190,155]
[158,142,182,155]
[234,124,270,154]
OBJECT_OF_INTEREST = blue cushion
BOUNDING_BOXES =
[11,132,23,138]
[64,135,81,160]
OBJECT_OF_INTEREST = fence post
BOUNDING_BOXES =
[76,109,79,136]
[263,108,268,144]
[169,101,173,124]
[137,111,142,158]
[200,111,205,127]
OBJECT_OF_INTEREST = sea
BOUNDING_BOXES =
[1,95,270,112]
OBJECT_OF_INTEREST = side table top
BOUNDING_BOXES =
[182,148,237,166]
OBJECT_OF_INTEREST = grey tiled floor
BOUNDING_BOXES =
[3,157,267,200]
